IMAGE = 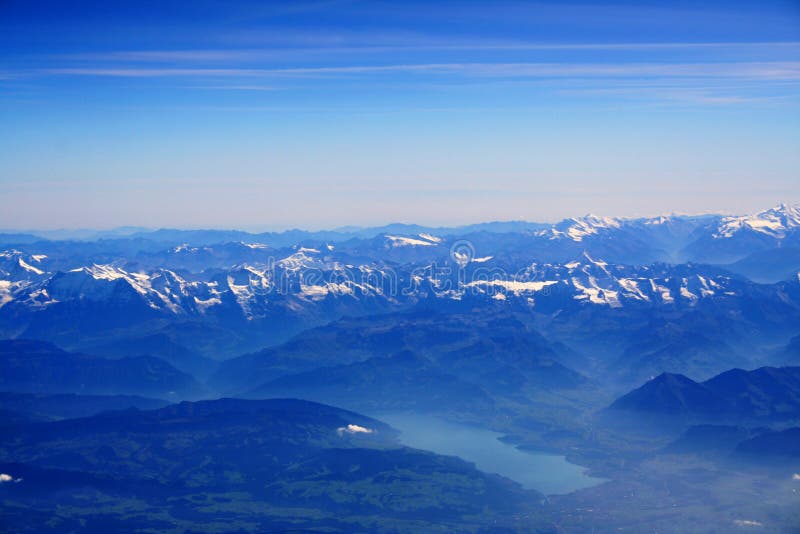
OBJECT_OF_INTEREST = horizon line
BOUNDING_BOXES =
[3,202,797,236]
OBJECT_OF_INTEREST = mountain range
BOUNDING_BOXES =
[3,203,800,532]
[1,205,799,380]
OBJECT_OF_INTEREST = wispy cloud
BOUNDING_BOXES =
[192,84,278,91]
[48,39,800,64]
[43,68,264,77]
[60,41,800,63]
[557,86,793,106]
[41,62,800,81]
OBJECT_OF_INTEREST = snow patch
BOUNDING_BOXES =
[385,235,437,247]
[193,296,221,311]
[617,278,649,301]
[572,276,621,307]
[418,233,442,243]
[300,282,355,300]
[17,258,44,275]
[465,279,557,295]
[278,249,320,269]
[0,280,14,307]
[649,280,674,304]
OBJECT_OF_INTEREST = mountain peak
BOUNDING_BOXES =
[609,366,800,420]
[714,203,800,239]
[538,214,621,242]
[608,372,727,414]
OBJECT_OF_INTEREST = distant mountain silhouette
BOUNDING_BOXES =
[247,350,496,413]
[213,311,584,412]
[0,391,169,423]
[0,339,206,399]
[608,366,800,421]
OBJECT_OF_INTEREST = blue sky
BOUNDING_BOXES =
[1,0,799,230]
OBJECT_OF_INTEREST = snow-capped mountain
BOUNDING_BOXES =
[682,203,800,264]
[1,203,799,359]
[384,233,442,247]
[536,214,622,242]
[0,250,49,280]
[0,249,786,324]
[713,203,800,239]
[463,253,745,308]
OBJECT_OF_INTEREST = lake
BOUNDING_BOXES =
[374,412,606,495]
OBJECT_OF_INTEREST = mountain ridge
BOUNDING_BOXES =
[608,366,800,421]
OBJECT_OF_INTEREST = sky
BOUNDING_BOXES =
[1,0,799,230]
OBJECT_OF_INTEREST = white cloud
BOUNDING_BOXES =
[337,423,374,435]
[0,473,21,483]
[733,519,764,528]
[792,473,800,481]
